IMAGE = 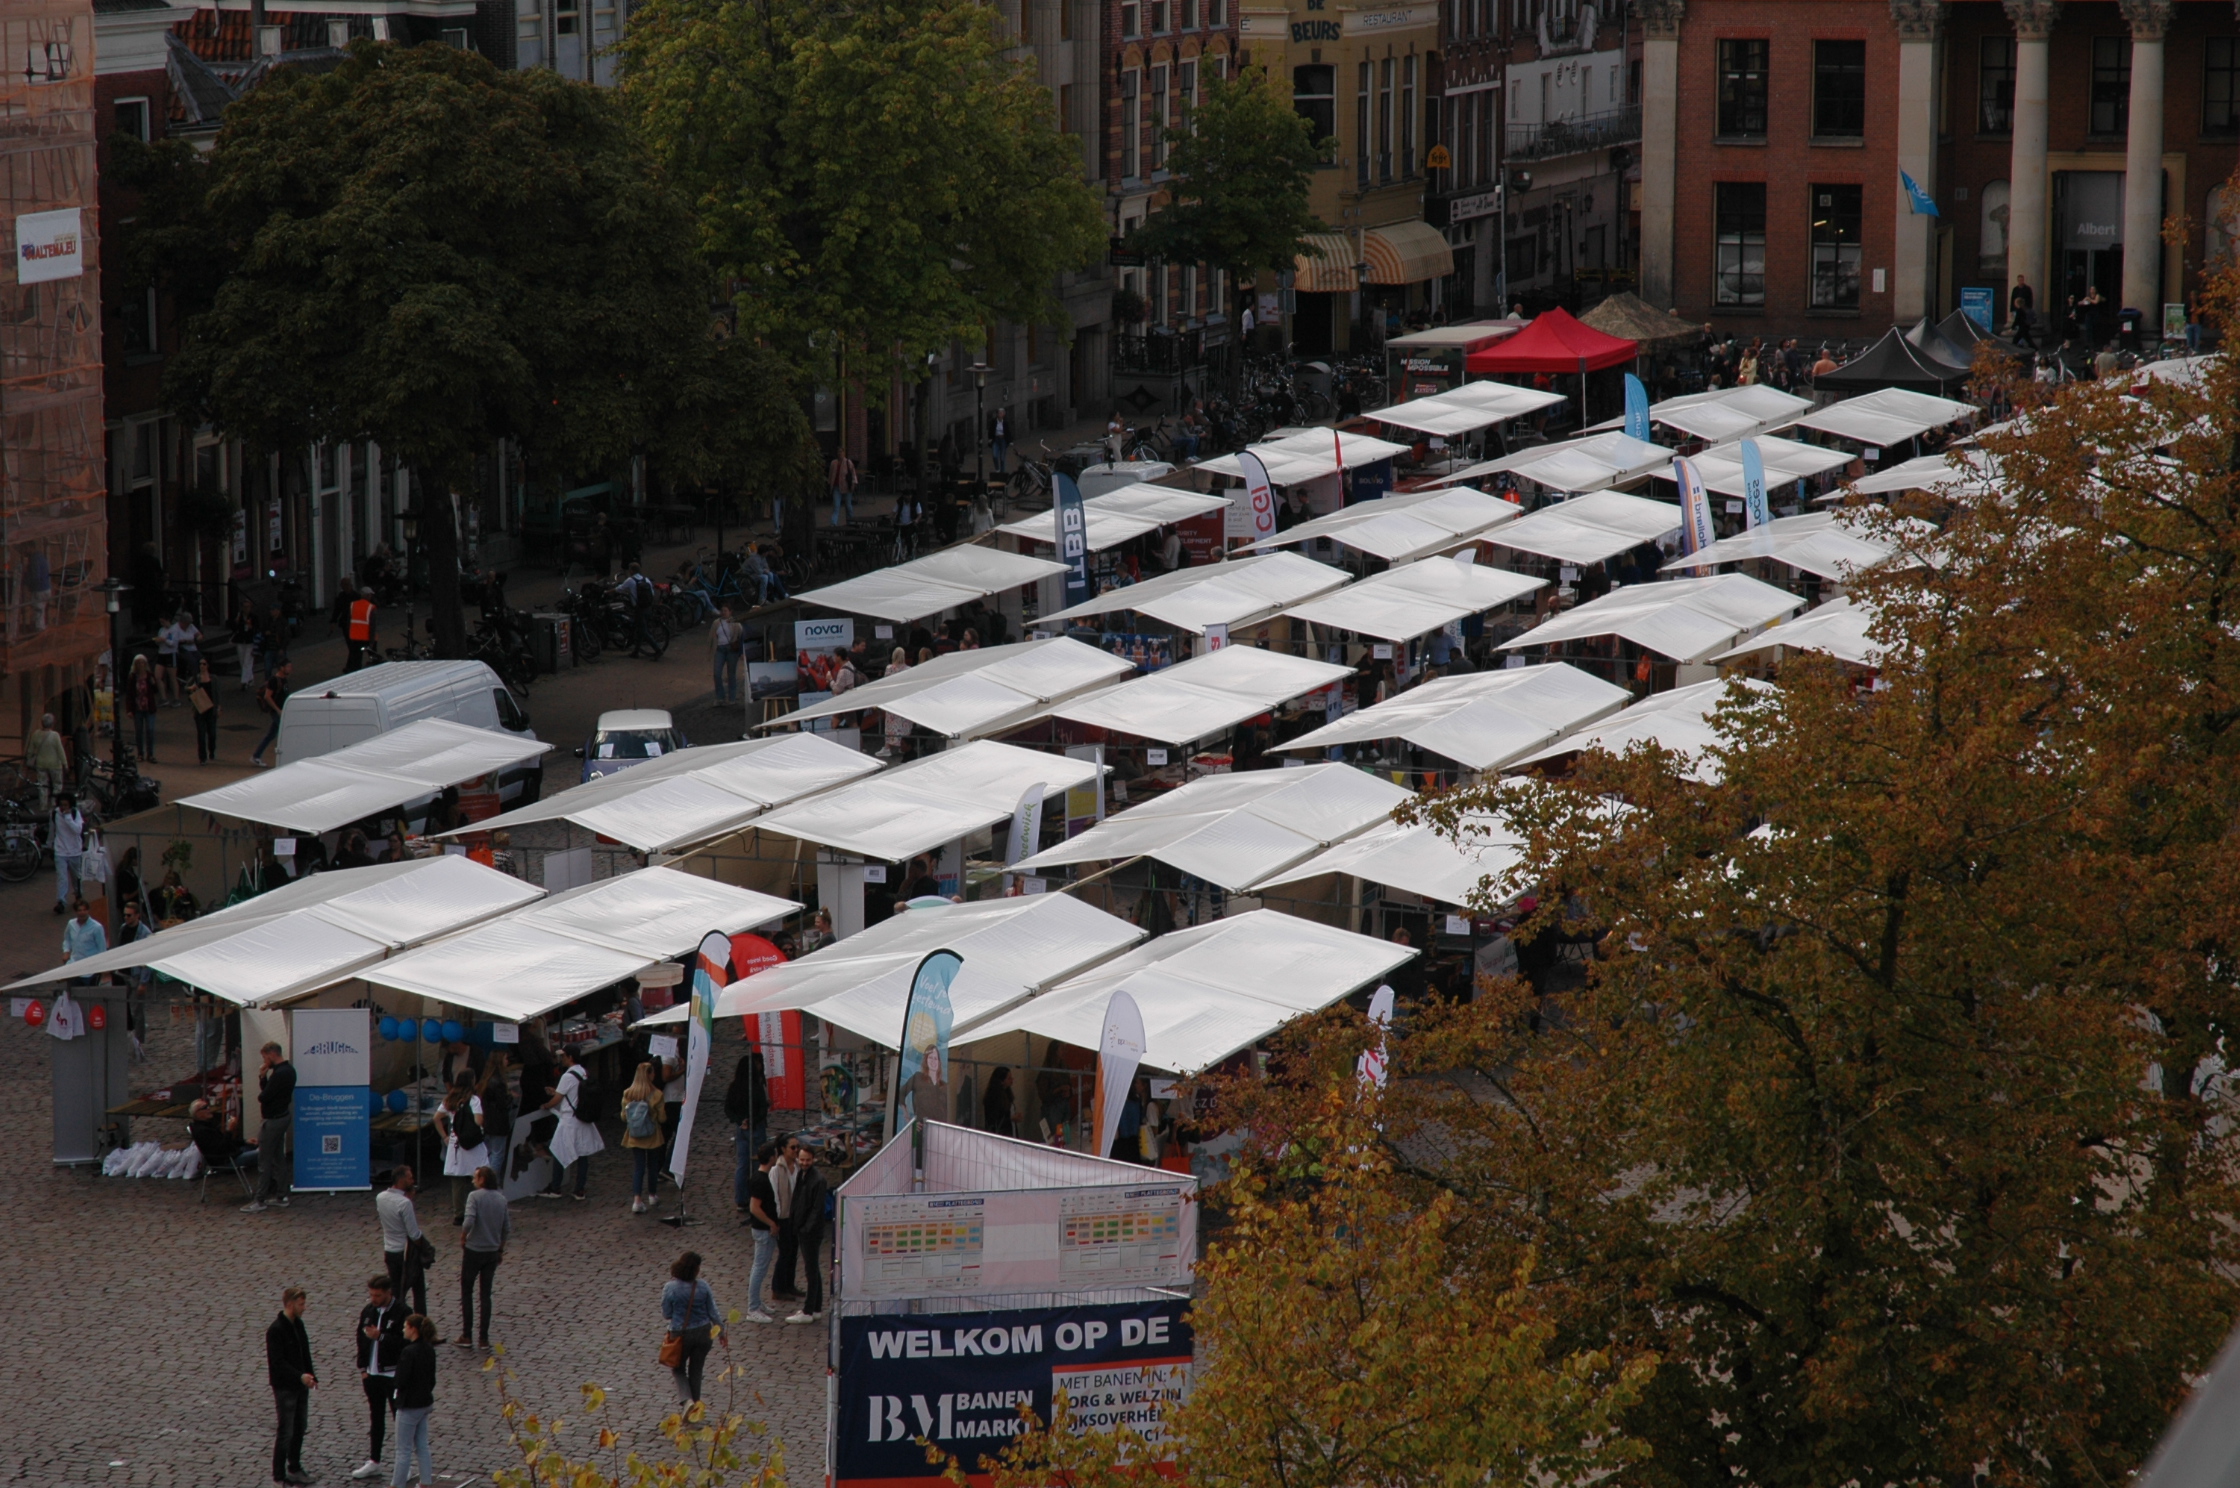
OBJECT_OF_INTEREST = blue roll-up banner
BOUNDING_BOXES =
[295,1085,373,1190]
[1739,438,1771,531]
[1052,473,1092,608]
[1623,373,1652,442]
[835,1299,1194,1486]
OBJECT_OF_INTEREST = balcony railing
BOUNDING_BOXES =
[1504,104,1641,163]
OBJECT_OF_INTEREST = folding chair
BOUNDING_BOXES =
[199,1147,252,1204]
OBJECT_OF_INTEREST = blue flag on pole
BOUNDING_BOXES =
[1739,439,1771,530]
[1901,169,1940,217]
[1052,473,1091,608]
[1673,456,1715,575]
[889,948,961,1143]
[1623,373,1652,442]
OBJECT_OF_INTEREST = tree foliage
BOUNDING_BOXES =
[488,1343,784,1488]
[1130,68,1323,285]
[125,41,804,655]
[621,0,1105,381]
[1209,302,2240,1487]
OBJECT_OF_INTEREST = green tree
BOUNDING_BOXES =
[620,0,1105,392]
[127,41,803,657]
[1130,68,1323,286]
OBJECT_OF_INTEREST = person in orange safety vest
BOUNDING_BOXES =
[345,589,376,673]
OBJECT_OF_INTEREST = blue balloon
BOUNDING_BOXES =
[387,1088,408,1113]
[378,1016,399,1041]
[441,1019,465,1044]
[420,1018,443,1042]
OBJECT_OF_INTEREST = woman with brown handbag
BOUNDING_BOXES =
[659,1251,723,1404]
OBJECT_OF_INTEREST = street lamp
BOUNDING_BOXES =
[969,361,991,497]
[95,576,130,780]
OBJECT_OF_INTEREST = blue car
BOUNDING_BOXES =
[578,708,689,783]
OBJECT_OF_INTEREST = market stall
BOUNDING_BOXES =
[1032,550,1350,642]
[1810,327,1969,394]
[1671,434,1857,502]
[1704,595,1885,671]
[1484,489,1683,568]
[1791,386,1976,451]
[1030,644,1354,748]
[1499,573,1805,675]
[174,718,551,837]
[1435,430,1673,495]
[769,636,1137,743]
[1835,448,1999,501]
[793,544,1070,626]
[1276,662,1632,773]
[1583,384,1811,444]
[1253,810,1524,914]
[995,484,1230,552]
[1283,556,1545,644]
[1246,487,1524,565]
[1660,510,1926,584]
[1462,307,1639,426]
[1509,676,1778,783]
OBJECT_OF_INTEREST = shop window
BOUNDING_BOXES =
[1294,64,1336,141]
[1812,40,1865,139]
[113,97,150,143]
[1979,35,2014,133]
[2206,38,2240,134]
[1714,180,1766,305]
[1808,183,1862,307]
[1716,38,1768,140]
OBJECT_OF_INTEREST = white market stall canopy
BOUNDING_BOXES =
[1679,434,1855,497]
[1278,661,1632,770]
[1791,387,1976,447]
[360,866,798,1022]
[794,545,1070,624]
[448,732,880,854]
[7,855,542,1005]
[1284,554,1545,642]
[1248,487,1523,563]
[1011,762,1413,893]
[1486,489,1682,566]
[1254,811,1522,910]
[1500,574,1804,663]
[996,484,1230,553]
[1586,384,1812,442]
[1510,676,1776,782]
[960,909,1417,1075]
[1705,596,1885,668]
[1035,551,1349,634]
[1038,644,1355,746]
[1194,428,1415,485]
[1837,448,1999,499]
[1439,431,1673,494]
[676,892,1146,1048]
[1373,382,1567,436]
[176,719,553,835]
[1661,510,1921,581]
[750,739,1103,863]
[772,636,1136,741]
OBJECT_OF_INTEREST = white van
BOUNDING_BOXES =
[276,660,542,802]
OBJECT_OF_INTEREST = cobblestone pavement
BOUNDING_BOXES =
[0,999,829,1487]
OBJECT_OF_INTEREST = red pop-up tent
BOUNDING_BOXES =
[1464,306,1638,374]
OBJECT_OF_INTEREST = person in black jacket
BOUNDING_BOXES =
[785,1143,832,1323]
[390,1315,438,1488]
[265,1286,316,1486]
[351,1276,408,1481]
[725,1050,768,1215]
[246,1041,296,1212]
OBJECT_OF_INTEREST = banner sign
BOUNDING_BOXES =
[834,1299,1195,1486]
[667,930,730,1185]
[1236,450,1278,543]
[1623,373,1652,442]
[1091,991,1145,1161]
[290,1008,370,1087]
[796,617,854,656]
[15,208,83,285]
[1739,438,1771,531]
[294,1085,373,1191]
[840,1179,1194,1300]
[1672,455,1715,575]
[890,949,961,1138]
[1053,473,1092,608]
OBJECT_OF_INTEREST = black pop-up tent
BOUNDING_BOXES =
[1812,326,1970,393]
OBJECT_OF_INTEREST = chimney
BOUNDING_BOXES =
[328,20,349,48]
[257,25,284,57]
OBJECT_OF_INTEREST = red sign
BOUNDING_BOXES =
[87,1003,107,1031]
[731,932,807,1110]
[23,1000,44,1027]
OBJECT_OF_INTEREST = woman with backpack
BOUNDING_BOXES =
[541,1045,604,1201]
[621,1062,667,1215]
[434,1071,488,1226]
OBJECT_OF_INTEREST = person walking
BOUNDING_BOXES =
[62,894,106,973]
[27,712,67,809]
[245,1040,296,1212]
[541,1045,604,1200]
[988,408,1010,476]
[828,449,859,526]
[660,1252,724,1405]
[744,1141,781,1322]
[265,1286,317,1487]
[172,610,204,685]
[127,653,160,762]
[389,1314,437,1488]
[345,589,377,673]
[234,599,262,691]
[621,1061,667,1215]
[155,613,185,705]
[352,1275,408,1481]
[457,1166,508,1350]
[785,1142,831,1324]
[434,1072,488,1225]
[617,562,656,659]
[725,1050,768,1219]
[250,661,292,768]
[710,606,743,704]
[188,658,221,763]
[51,789,85,914]
[377,1165,430,1315]
[770,1133,801,1307]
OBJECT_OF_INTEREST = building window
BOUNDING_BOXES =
[441,25,472,49]
[1978,178,2011,274]
[1181,0,1197,27]
[1714,181,1766,305]
[1357,61,1372,184]
[1294,64,1335,142]
[1060,0,1072,40]
[2207,38,2240,134]
[1123,69,1142,178]
[2091,36,2130,136]
[120,286,157,356]
[113,97,150,143]
[1378,57,1395,180]
[1808,183,1863,307]
[1979,35,2015,133]
[1122,0,1140,37]
[1210,0,1225,26]
[1151,65,1170,166]
[1152,0,1169,32]
[1018,0,1032,43]
[1401,55,1416,175]
[1716,39,1769,140]
[1812,40,1865,138]
[1179,60,1197,131]
[1059,83,1075,133]
[1478,91,1493,185]
[556,0,579,35]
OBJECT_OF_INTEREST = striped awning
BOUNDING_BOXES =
[1364,219,1455,285]
[1294,232,1360,293]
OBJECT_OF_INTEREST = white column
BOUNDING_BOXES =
[2119,0,2171,324]
[1637,0,1684,308]
[2003,1,2058,327]
[1891,2,1945,324]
